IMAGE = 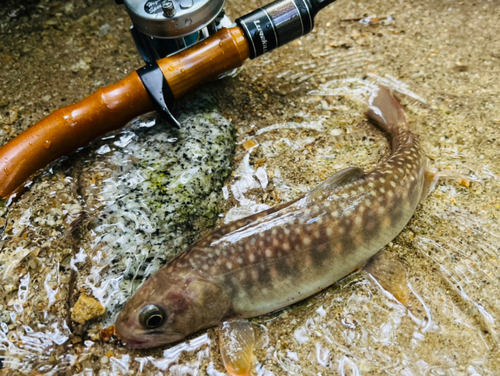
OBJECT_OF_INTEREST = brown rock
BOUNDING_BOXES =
[71,294,105,324]
[242,138,258,150]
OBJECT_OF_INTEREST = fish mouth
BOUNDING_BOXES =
[121,338,148,348]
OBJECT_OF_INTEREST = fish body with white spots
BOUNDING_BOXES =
[115,87,430,348]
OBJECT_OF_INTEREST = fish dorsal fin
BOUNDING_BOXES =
[307,166,365,201]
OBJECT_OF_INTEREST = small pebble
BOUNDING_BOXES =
[242,138,258,150]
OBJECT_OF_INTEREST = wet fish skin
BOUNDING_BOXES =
[115,86,428,348]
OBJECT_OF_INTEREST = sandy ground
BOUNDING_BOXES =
[1,0,500,374]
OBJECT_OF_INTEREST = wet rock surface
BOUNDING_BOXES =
[1,0,500,374]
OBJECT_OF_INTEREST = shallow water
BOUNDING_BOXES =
[1,0,500,374]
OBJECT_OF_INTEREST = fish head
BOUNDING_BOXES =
[115,269,230,348]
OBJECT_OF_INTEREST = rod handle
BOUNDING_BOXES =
[158,26,250,99]
[0,72,153,199]
[0,26,250,199]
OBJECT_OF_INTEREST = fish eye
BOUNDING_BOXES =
[139,305,166,329]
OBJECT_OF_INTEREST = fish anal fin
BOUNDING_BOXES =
[364,251,410,306]
[307,166,365,201]
[421,171,440,202]
[219,320,255,376]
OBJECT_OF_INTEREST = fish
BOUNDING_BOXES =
[115,86,433,351]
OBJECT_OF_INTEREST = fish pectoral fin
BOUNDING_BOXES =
[307,166,365,201]
[218,320,255,376]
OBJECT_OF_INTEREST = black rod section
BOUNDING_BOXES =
[236,0,338,59]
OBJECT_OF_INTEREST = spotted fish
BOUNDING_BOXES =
[115,86,431,349]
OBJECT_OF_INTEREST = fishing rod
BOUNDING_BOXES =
[0,0,338,199]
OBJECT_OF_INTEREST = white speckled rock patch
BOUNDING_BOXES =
[74,93,235,323]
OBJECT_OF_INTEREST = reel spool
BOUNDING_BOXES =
[118,0,229,62]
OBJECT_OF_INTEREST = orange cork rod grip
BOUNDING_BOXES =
[160,26,250,99]
[0,26,250,199]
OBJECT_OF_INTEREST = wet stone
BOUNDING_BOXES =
[73,94,235,324]
[72,294,106,324]
[0,311,10,324]
[0,88,235,372]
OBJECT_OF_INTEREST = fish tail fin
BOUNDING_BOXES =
[365,86,408,135]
